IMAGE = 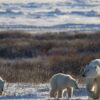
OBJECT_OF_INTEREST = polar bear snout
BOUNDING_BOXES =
[82,74,86,77]
[80,67,86,77]
[81,69,86,77]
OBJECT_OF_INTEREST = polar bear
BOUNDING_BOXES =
[82,59,100,99]
[0,77,5,95]
[50,73,79,98]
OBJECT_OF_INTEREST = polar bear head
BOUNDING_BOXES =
[69,78,79,89]
[82,64,100,78]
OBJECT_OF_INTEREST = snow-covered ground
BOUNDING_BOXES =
[0,0,100,32]
[0,83,90,100]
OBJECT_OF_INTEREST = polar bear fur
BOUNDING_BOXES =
[50,73,78,98]
[0,77,5,95]
[82,59,100,99]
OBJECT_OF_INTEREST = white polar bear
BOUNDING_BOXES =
[82,59,100,99]
[50,73,78,98]
[0,77,5,95]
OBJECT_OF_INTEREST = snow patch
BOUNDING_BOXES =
[0,83,90,100]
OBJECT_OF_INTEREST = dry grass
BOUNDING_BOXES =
[0,30,100,83]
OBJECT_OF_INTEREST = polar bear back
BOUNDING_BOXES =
[89,59,100,67]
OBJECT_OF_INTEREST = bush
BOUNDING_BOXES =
[0,30,100,83]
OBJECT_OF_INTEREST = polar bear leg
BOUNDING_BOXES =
[50,89,57,97]
[67,87,73,98]
[58,89,62,98]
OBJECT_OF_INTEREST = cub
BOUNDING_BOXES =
[50,73,78,98]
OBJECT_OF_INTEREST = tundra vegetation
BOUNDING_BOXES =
[0,30,100,83]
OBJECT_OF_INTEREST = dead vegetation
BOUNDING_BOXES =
[0,30,100,83]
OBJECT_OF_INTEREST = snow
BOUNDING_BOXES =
[0,83,90,100]
[0,0,100,32]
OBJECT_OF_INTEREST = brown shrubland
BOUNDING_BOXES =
[0,30,100,83]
